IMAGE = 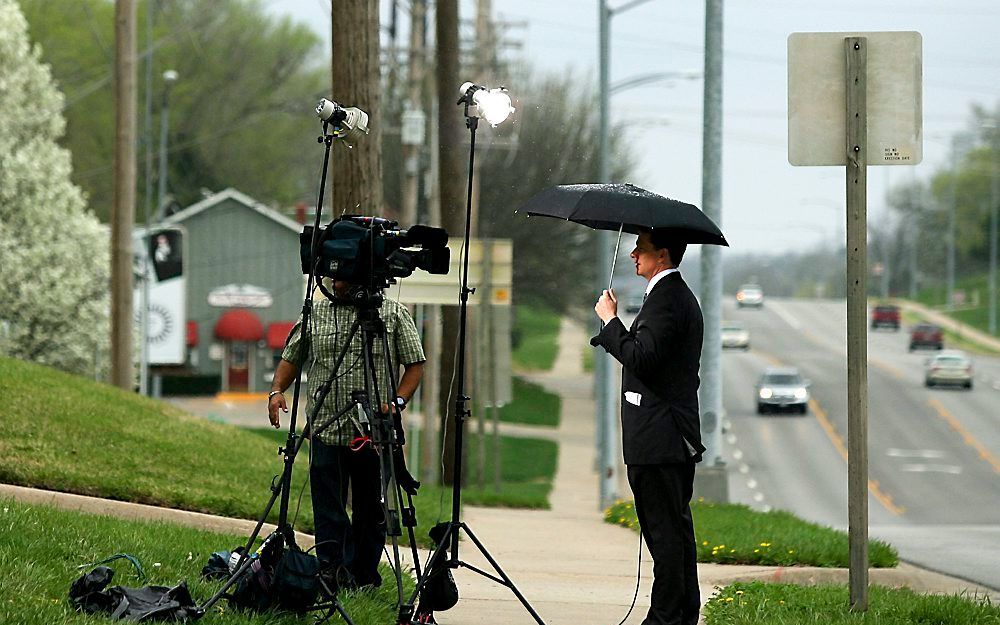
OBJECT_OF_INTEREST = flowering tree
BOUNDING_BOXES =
[0,0,109,376]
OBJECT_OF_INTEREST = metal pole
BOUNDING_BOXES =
[110,0,137,390]
[845,36,870,612]
[596,0,616,510]
[947,138,958,310]
[990,150,998,335]
[158,78,171,211]
[698,0,726,483]
[139,0,154,396]
[909,169,918,300]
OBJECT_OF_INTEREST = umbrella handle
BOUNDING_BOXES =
[596,224,625,334]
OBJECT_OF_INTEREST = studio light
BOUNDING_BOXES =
[459,82,515,126]
[315,98,370,143]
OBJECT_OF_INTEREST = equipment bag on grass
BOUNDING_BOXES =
[69,565,200,622]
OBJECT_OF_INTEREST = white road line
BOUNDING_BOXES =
[732,449,744,461]
[746,478,758,489]
[900,464,963,474]
[886,448,946,459]
[767,300,802,330]
[738,464,750,474]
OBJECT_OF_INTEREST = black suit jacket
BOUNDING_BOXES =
[591,272,705,465]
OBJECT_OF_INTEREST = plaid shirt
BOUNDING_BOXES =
[281,288,425,446]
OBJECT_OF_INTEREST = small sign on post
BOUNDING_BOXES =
[788,31,922,612]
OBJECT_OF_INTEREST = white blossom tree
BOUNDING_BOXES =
[0,0,109,376]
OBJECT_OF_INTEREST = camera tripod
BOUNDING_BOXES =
[197,287,423,621]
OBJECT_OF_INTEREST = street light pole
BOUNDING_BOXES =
[947,137,960,310]
[158,69,178,213]
[596,0,656,510]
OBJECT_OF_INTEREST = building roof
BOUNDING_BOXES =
[160,188,302,233]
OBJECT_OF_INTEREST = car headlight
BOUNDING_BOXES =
[759,388,773,399]
[794,388,808,400]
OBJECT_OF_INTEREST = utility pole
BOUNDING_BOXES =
[401,0,427,226]
[139,0,155,396]
[330,0,383,217]
[698,0,727,499]
[437,0,466,486]
[946,137,959,310]
[111,0,137,390]
[990,127,998,334]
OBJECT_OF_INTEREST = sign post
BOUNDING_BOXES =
[789,31,922,611]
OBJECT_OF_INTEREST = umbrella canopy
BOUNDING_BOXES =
[517,183,728,246]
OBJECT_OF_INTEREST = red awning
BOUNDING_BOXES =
[186,320,199,347]
[214,309,264,342]
[267,321,296,350]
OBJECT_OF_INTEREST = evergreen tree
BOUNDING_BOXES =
[0,0,109,376]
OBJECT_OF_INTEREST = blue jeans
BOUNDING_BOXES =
[310,439,385,587]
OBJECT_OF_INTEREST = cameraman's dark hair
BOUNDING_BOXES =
[649,229,687,267]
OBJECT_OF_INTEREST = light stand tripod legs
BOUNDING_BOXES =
[401,102,546,625]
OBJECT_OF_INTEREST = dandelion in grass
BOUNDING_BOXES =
[725,597,734,603]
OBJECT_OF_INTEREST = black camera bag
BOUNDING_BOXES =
[270,547,320,613]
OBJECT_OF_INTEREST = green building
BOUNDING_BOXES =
[160,188,304,393]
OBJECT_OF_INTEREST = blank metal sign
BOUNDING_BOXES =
[788,31,922,167]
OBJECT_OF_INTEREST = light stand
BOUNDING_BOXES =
[400,84,544,625]
[196,102,367,620]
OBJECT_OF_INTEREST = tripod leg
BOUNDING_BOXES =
[458,524,546,625]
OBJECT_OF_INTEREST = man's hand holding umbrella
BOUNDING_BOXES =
[595,289,618,323]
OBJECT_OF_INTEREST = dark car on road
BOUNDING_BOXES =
[870,304,900,330]
[909,323,944,351]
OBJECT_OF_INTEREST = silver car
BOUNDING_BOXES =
[924,350,974,389]
[755,367,810,414]
[721,321,750,350]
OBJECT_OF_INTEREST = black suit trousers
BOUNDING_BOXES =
[627,462,700,625]
[310,440,385,587]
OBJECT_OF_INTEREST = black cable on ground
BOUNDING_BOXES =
[616,531,643,625]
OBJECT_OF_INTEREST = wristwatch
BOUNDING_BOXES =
[394,396,408,411]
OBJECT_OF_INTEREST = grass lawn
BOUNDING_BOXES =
[0,498,410,625]
[497,376,561,427]
[704,581,1000,625]
[512,305,561,371]
[0,357,558,549]
[900,310,1000,357]
[605,500,898,568]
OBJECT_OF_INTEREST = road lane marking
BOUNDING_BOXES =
[870,358,905,381]
[927,398,1000,474]
[900,464,963,474]
[808,398,906,516]
[886,448,946,459]
[767,300,803,330]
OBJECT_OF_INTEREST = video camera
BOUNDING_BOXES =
[301,216,450,288]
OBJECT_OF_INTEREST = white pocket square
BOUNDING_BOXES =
[624,391,642,406]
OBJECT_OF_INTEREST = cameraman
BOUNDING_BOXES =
[267,279,425,590]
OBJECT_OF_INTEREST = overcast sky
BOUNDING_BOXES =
[268,0,1000,254]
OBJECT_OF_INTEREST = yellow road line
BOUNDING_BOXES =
[753,348,905,515]
[927,398,1000,474]
[870,358,905,380]
[809,399,906,516]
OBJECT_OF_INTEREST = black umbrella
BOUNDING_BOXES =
[517,183,728,246]
[517,182,728,290]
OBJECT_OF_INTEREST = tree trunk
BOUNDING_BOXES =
[436,0,466,486]
[331,0,384,217]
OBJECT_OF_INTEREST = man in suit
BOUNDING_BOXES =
[591,228,705,625]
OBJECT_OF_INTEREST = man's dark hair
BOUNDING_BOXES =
[649,229,687,266]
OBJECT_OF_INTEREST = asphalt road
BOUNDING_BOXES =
[719,297,1000,591]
